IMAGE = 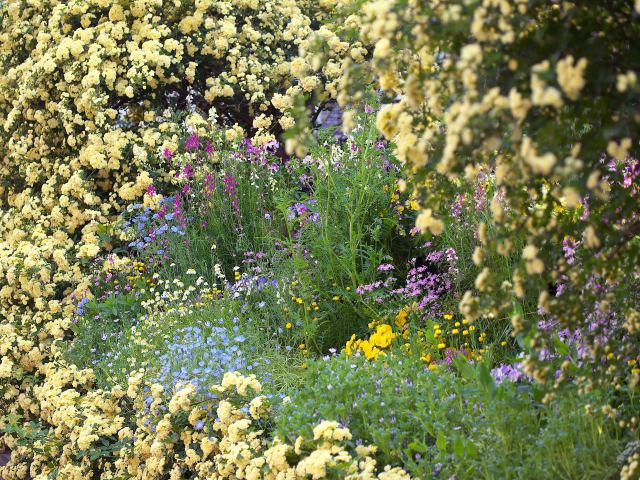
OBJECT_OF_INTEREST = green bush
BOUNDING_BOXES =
[303,0,640,396]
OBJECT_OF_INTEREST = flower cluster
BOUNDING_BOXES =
[3,370,411,479]
[345,323,397,360]
[301,0,640,398]
[356,244,459,319]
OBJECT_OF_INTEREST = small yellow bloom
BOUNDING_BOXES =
[395,308,409,329]
[286,322,293,329]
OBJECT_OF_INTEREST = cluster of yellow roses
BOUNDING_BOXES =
[0,1,411,477]
[2,371,411,479]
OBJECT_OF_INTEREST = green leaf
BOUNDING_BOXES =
[408,441,428,454]
[553,333,569,356]
[467,439,478,458]
[453,435,465,458]
[436,430,447,453]
[477,363,495,395]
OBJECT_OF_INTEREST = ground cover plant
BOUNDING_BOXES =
[1,1,640,479]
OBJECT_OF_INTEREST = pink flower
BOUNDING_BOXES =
[473,184,486,212]
[562,236,579,264]
[185,133,200,151]
[163,147,173,159]
[377,263,395,272]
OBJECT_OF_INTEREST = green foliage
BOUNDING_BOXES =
[277,353,626,479]
[275,116,412,349]
[306,0,640,395]
[65,292,141,381]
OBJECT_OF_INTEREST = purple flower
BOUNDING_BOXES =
[77,297,89,315]
[185,133,200,151]
[450,193,466,218]
[473,184,487,212]
[377,263,395,272]
[491,363,527,384]
[163,147,173,159]
[562,236,579,264]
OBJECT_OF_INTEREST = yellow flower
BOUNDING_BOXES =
[360,340,380,360]
[369,324,395,348]
[394,308,408,329]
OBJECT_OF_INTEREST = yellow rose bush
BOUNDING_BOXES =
[1,0,639,477]
[3,370,411,479]
[300,0,640,397]
[0,0,387,476]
